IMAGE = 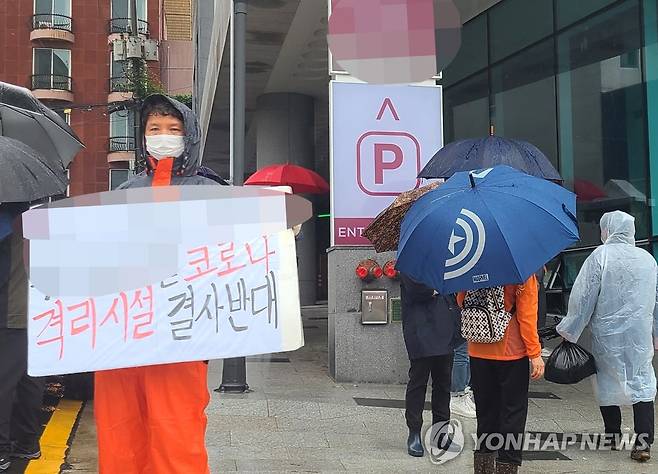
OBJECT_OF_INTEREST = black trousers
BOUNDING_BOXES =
[470,357,530,466]
[405,354,453,432]
[600,402,655,449]
[0,329,45,454]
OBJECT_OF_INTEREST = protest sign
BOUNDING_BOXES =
[24,187,310,376]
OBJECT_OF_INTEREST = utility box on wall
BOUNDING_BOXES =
[361,290,388,324]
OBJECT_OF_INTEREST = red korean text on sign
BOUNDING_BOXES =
[184,246,218,282]
[33,299,65,359]
[68,298,98,349]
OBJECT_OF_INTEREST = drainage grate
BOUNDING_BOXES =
[523,451,571,461]
[527,432,583,443]
[528,391,561,400]
[354,394,560,410]
[354,397,405,409]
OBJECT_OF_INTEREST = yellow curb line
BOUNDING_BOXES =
[25,399,83,474]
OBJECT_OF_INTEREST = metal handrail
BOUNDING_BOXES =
[30,74,72,91]
[109,76,131,93]
[109,136,136,153]
[108,18,149,35]
[32,13,73,32]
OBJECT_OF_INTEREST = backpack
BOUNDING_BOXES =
[461,286,513,343]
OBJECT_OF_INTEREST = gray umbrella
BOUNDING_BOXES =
[0,136,68,203]
[0,81,84,168]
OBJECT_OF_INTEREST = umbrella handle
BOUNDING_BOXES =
[562,203,578,227]
[469,173,476,188]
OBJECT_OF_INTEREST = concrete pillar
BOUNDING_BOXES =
[256,93,317,305]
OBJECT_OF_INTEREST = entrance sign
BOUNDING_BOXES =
[330,81,443,245]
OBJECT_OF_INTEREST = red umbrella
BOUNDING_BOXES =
[245,164,329,194]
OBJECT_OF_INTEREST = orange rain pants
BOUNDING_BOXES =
[94,361,210,474]
[95,158,209,473]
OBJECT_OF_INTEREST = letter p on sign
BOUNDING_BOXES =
[356,131,421,196]
[374,143,403,184]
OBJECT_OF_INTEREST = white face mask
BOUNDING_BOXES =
[145,134,185,160]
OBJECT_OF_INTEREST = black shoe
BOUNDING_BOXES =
[631,447,651,462]
[0,456,10,472]
[10,443,41,460]
[407,430,424,457]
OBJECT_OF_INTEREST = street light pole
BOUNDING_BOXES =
[218,0,249,394]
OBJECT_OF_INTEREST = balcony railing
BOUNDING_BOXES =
[109,76,132,93]
[32,13,73,32]
[31,74,72,91]
[109,136,136,153]
[108,18,149,35]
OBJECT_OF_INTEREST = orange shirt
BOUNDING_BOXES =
[457,276,541,361]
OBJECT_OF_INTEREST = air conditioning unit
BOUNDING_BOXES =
[143,40,159,61]
[126,37,142,59]
[112,39,126,61]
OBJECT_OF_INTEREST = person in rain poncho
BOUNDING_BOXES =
[95,95,218,474]
[557,211,657,463]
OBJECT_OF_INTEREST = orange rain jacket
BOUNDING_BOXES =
[95,95,214,474]
[457,275,541,361]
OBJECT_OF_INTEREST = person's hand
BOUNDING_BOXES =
[530,356,545,380]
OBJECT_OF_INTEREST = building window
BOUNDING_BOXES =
[110,55,130,93]
[33,0,72,31]
[488,0,553,63]
[32,48,71,90]
[109,169,132,190]
[557,0,648,245]
[442,14,487,87]
[110,110,136,152]
[110,0,148,35]
[490,39,559,168]
[555,0,617,30]
[443,71,490,143]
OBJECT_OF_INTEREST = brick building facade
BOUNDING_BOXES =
[0,0,163,196]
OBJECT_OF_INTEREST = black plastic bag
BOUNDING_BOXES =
[545,340,597,384]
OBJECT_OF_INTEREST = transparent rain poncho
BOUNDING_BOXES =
[557,211,658,406]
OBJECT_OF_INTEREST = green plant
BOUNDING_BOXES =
[172,93,193,109]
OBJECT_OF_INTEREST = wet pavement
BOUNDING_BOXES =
[58,305,657,473]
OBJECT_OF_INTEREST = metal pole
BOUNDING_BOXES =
[130,0,142,168]
[232,0,246,186]
[218,0,249,394]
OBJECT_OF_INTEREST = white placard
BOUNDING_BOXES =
[28,230,303,376]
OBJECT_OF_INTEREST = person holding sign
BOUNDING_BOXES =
[94,95,218,474]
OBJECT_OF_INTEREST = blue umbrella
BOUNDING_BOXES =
[417,136,562,181]
[397,165,579,294]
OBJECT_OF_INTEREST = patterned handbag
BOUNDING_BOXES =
[461,287,513,343]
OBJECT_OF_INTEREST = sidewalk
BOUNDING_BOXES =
[64,306,657,473]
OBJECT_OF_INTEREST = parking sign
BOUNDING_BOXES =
[330,81,443,245]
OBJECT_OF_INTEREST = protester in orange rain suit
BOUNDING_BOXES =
[94,95,219,474]
[457,276,543,474]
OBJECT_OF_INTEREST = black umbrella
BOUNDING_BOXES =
[0,136,68,203]
[418,135,562,181]
[197,165,230,185]
[0,81,84,168]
